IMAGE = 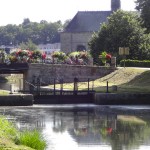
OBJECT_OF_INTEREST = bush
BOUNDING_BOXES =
[120,59,150,68]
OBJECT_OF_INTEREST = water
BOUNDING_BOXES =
[1,105,150,150]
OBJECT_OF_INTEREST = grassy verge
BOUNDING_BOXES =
[48,68,150,93]
[0,90,9,95]
[0,116,47,150]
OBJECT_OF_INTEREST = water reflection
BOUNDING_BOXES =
[1,105,150,150]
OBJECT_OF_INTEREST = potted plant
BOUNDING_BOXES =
[99,51,111,66]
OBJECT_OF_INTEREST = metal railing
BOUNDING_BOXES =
[21,77,96,96]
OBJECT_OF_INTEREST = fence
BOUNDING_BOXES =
[20,77,95,96]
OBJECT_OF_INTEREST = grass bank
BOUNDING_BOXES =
[94,67,150,93]
[48,67,150,93]
[0,90,9,95]
[0,116,47,150]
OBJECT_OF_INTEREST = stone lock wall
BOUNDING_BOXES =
[25,64,116,89]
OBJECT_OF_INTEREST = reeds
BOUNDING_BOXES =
[18,130,47,150]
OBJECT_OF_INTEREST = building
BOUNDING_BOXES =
[38,43,60,55]
[60,0,121,53]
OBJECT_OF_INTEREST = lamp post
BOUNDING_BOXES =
[119,47,129,68]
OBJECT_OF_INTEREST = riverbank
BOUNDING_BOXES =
[0,116,46,150]
[1,92,150,105]
[0,67,150,105]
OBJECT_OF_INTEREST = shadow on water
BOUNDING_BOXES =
[1,105,150,150]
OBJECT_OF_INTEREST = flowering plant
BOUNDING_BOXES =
[52,51,66,61]
[10,49,31,62]
[9,49,44,63]
[99,51,111,64]
[31,50,42,60]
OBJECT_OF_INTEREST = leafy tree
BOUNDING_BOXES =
[22,18,31,27]
[89,10,150,65]
[63,19,71,28]
[19,40,38,50]
[135,0,150,33]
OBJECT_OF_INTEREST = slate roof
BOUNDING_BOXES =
[64,11,112,32]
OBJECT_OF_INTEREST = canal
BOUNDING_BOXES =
[1,104,150,150]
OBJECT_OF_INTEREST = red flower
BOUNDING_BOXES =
[16,49,22,56]
[42,52,46,59]
[28,51,33,58]
[106,127,112,134]
[106,54,111,60]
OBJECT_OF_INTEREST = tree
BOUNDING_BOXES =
[22,18,31,27]
[19,39,38,50]
[89,10,150,65]
[135,0,150,33]
[0,19,65,46]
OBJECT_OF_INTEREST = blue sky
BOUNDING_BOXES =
[0,0,136,26]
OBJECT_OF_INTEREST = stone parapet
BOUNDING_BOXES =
[26,64,116,85]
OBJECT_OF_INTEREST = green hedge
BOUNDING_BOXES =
[120,59,150,68]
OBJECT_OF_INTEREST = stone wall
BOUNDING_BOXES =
[0,94,33,106]
[60,32,93,53]
[95,93,150,105]
[26,64,116,85]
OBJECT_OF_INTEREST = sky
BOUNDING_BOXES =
[0,0,136,26]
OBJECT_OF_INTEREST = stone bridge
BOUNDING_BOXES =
[0,62,116,90]
[24,64,116,89]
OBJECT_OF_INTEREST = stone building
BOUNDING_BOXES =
[60,0,121,53]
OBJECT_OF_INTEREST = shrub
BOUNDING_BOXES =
[120,59,150,68]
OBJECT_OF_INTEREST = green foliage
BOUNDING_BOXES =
[68,51,91,60]
[0,49,7,63]
[18,130,47,150]
[68,51,80,58]
[0,19,64,46]
[0,90,9,95]
[52,51,66,62]
[120,59,150,67]
[0,116,47,150]
[99,51,112,64]
[136,0,150,33]
[0,116,17,140]
[31,50,42,60]
[19,40,38,51]
[89,10,150,64]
